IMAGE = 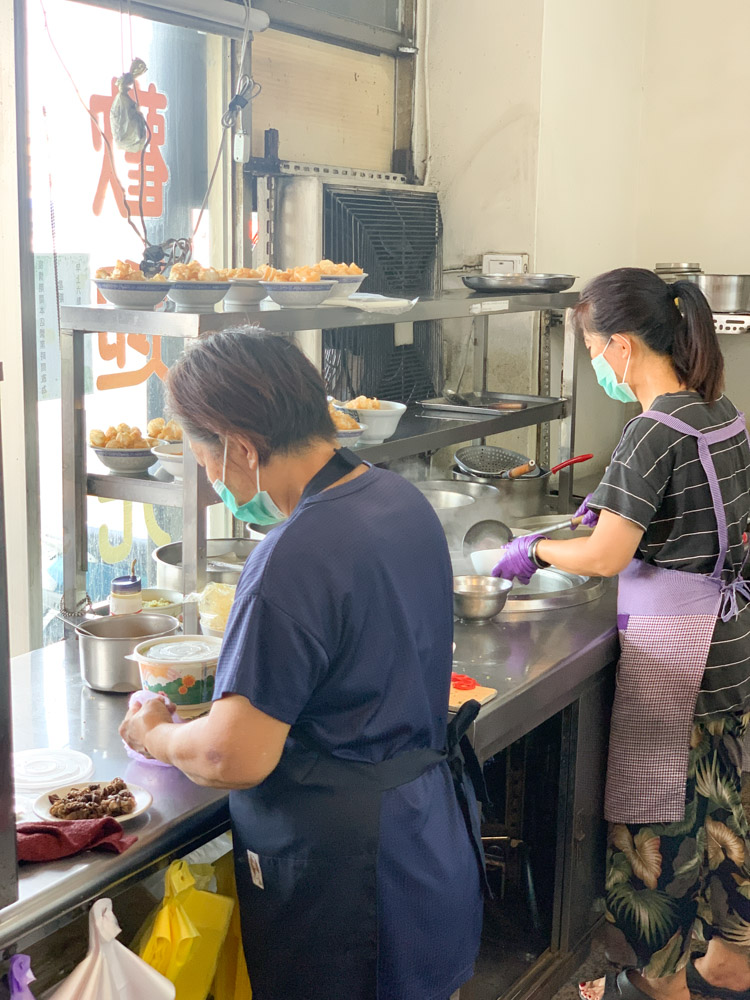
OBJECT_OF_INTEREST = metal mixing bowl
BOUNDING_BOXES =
[153,538,260,589]
[453,575,512,622]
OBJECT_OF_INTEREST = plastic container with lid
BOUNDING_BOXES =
[132,635,222,718]
[110,562,142,615]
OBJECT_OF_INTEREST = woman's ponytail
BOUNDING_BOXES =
[670,280,725,403]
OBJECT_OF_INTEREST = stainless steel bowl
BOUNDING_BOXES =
[153,538,260,589]
[682,274,750,313]
[76,612,180,693]
[415,480,505,549]
[453,575,512,622]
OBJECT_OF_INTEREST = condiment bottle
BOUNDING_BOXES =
[110,560,142,615]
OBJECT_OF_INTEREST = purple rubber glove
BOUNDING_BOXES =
[491,533,545,585]
[572,493,599,528]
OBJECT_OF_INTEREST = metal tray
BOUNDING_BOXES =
[462,273,576,294]
[420,391,561,417]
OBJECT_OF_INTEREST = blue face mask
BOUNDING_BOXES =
[212,440,287,525]
[591,337,638,404]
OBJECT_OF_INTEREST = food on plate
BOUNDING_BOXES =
[217,266,266,280]
[89,418,182,450]
[48,777,136,820]
[95,260,166,282]
[168,261,223,282]
[328,402,360,431]
[344,396,381,410]
[89,423,150,450]
[146,417,183,442]
[143,597,174,609]
[316,259,364,276]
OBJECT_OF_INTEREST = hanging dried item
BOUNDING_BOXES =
[111,57,149,152]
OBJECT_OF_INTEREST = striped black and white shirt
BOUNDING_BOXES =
[589,391,750,719]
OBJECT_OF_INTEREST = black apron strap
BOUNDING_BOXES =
[446,699,492,897]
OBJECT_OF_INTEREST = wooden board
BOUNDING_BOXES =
[449,682,497,712]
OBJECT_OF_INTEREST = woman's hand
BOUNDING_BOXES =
[119,695,174,758]
[491,533,545,585]
[572,493,600,528]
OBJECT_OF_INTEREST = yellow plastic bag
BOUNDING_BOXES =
[137,860,234,1000]
[211,852,252,1000]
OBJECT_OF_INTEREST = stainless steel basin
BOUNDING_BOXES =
[153,538,261,589]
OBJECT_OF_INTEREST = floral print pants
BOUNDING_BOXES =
[605,713,750,977]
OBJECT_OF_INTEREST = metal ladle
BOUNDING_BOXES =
[461,515,584,559]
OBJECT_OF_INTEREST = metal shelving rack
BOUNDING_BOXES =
[60,289,579,620]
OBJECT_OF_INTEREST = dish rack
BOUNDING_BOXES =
[59,289,581,624]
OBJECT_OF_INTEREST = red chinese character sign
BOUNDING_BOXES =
[90,80,169,219]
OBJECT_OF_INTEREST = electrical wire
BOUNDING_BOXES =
[192,0,261,241]
[38,0,147,246]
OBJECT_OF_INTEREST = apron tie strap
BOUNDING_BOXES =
[720,576,750,622]
[447,699,492,897]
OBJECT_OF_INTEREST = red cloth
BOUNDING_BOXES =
[16,818,137,862]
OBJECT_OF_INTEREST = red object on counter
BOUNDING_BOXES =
[451,672,478,691]
[16,818,137,862]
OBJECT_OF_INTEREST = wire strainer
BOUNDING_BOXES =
[454,445,541,478]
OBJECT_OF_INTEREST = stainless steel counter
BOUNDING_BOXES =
[1,641,229,955]
[0,587,618,955]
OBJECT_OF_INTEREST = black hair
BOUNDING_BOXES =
[573,267,724,402]
[167,327,336,462]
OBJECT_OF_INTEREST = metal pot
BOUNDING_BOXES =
[414,480,505,549]
[450,467,552,518]
[682,274,750,313]
[76,612,180,693]
[153,538,260,589]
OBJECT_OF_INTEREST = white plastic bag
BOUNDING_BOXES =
[49,898,175,1000]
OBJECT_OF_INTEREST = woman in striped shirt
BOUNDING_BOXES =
[492,268,750,1000]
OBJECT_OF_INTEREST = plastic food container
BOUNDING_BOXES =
[132,635,222,717]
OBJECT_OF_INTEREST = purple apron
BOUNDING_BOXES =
[604,409,750,824]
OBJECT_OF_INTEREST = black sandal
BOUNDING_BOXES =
[686,959,750,999]
[579,970,654,1000]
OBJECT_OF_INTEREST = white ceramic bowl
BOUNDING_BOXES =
[353,401,407,442]
[223,279,267,309]
[260,280,336,307]
[200,622,225,638]
[320,273,368,299]
[167,282,230,313]
[92,447,158,474]
[335,423,366,447]
[140,588,184,617]
[151,441,183,479]
[94,279,168,310]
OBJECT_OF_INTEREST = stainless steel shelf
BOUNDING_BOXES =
[356,396,566,464]
[60,289,578,338]
[86,468,219,506]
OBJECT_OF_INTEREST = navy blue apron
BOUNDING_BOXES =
[231,448,488,999]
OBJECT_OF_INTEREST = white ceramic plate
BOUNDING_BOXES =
[94,279,168,310]
[320,273,367,298]
[259,280,336,307]
[34,781,152,823]
[92,447,158,474]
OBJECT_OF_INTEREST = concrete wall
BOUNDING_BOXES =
[425,0,649,484]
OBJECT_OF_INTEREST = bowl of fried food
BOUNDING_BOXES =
[259,266,335,307]
[147,417,183,444]
[166,261,230,312]
[218,267,268,308]
[94,260,168,310]
[328,401,365,446]
[341,396,407,443]
[316,260,367,298]
[90,423,158,474]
